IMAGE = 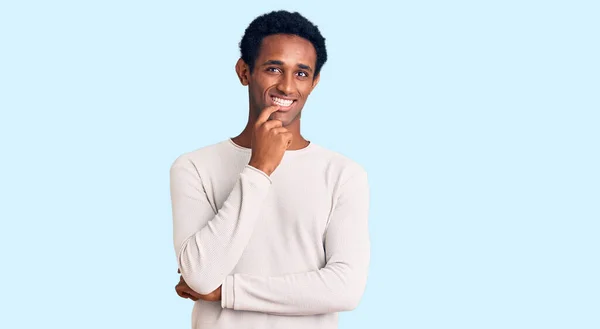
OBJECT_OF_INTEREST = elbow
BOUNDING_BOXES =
[331,275,368,312]
[179,269,217,295]
[335,288,364,312]
[178,246,221,295]
[346,288,365,311]
[333,299,360,313]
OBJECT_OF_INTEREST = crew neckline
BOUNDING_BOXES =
[227,138,315,155]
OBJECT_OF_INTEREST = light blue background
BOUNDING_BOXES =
[1,1,598,328]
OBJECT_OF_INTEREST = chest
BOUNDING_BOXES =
[205,158,336,274]
[261,169,332,236]
[208,162,333,241]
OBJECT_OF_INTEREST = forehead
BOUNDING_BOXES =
[257,34,317,66]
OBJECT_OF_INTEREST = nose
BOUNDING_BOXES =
[276,72,295,96]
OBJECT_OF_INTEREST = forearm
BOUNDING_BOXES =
[172,161,272,295]
[221,258,369,315]
[221,168,372,315]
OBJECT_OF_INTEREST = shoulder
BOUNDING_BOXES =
[170,139,232,172]
[309,143,368,186]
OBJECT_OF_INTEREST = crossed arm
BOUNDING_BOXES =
[171,156,370,315]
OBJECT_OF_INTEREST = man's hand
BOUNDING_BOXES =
[175,275,202,301]
[197,284,222,302]
[248,105,293,176]
[175,269,222,302]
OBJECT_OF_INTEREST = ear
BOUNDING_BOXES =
[235,58,250,86]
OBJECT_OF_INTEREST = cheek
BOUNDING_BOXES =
[249,83,264,100]
[302,82,315,94]
[252,80,270,97]
[298,88,311,101]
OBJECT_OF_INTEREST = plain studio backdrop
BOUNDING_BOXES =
[0,1,598,328]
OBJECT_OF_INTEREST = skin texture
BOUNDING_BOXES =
[232,33,320,151]
[175,269,220,302]
[247,105,294,176]
[175,33,321,302]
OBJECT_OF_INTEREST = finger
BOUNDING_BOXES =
[255,105,280,127]
[177,287,198,301]
[270,127,288,135]
[281,132,293,147]
[186,290,203,300]
[263,119,283,131]
[175,287,188,299]
[179,286,203,299]
[281,131,293,141]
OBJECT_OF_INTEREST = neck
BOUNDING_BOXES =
[231,113,309,150]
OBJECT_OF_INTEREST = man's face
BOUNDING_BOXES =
[241,34,320,126]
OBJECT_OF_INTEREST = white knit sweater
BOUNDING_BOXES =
[170,139,370,329]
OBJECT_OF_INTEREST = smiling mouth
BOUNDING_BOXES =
[271,96,295,108]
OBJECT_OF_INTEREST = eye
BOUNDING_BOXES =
[297,71,309,78]
[266,67,281,74]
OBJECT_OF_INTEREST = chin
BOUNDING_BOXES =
[271,111,295,124]
[280,119,293,127]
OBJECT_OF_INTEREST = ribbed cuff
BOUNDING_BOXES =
[244,164,273,184]
[221,275,235,309]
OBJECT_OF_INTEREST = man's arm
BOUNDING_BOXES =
[171,158,272,295]
[220,169,371,315]
[172,105,292,296]
[175,269,221,302]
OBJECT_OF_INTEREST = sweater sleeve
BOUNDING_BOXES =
[221,169,370,315]
[171,156,272,295]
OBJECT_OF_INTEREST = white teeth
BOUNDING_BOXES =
[272,96,293,107]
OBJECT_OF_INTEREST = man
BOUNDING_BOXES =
[170,10,370,329]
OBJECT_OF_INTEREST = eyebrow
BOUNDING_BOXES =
[262,60,314,73]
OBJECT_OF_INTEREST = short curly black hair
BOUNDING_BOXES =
[239,10,327,78]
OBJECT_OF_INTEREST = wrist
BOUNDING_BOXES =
[248,160,274,176]
[221,275,235,309]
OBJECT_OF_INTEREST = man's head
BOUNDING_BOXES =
[235,11,327,126]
